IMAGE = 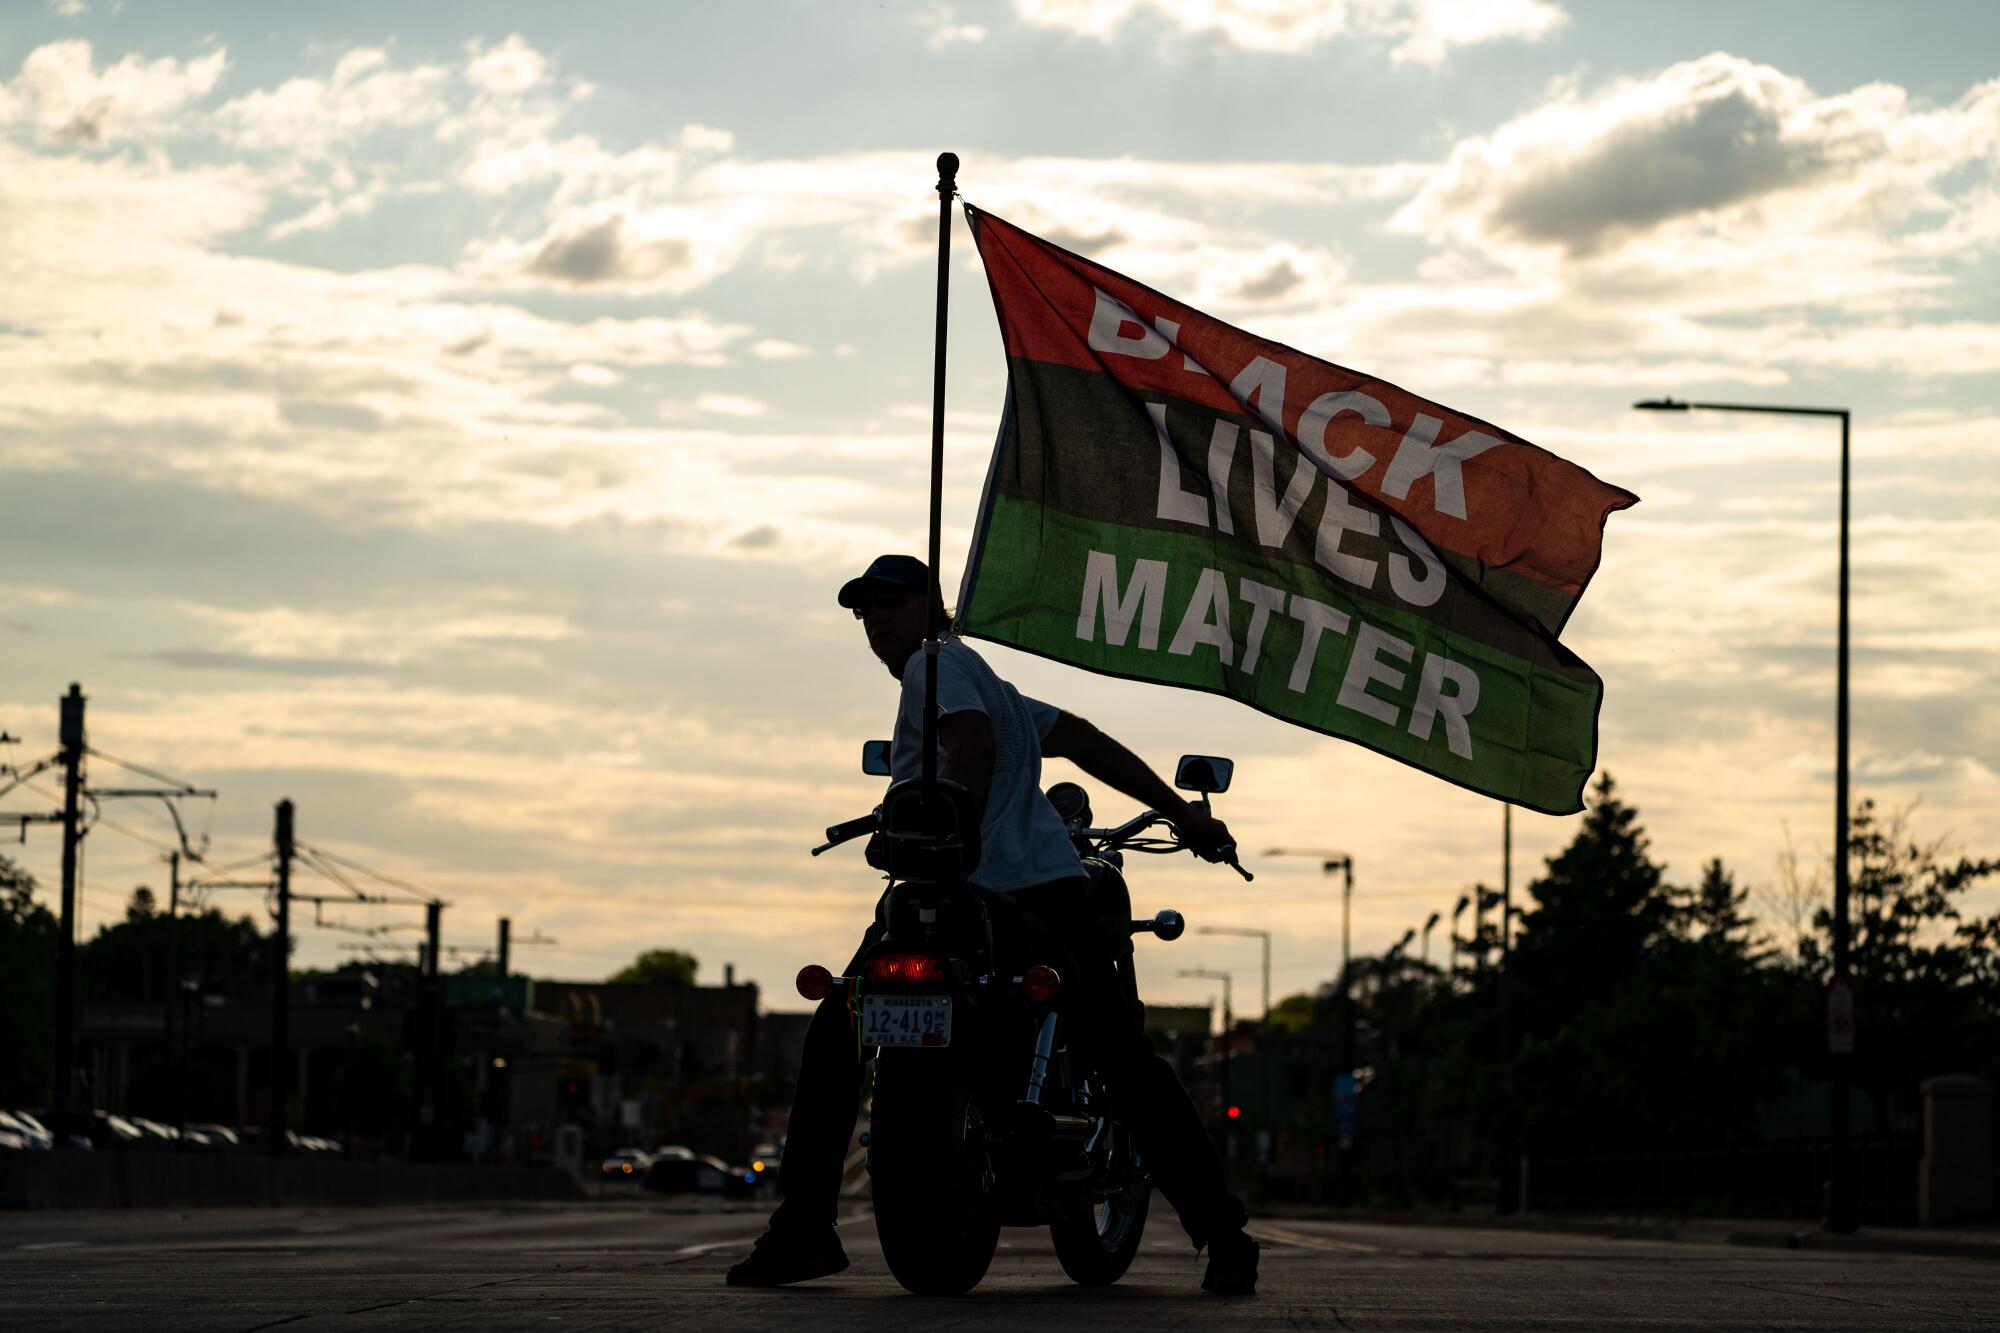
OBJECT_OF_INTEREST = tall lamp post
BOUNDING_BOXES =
[1178,968,1235,1123]
[1634,395,1855,1234]
[1197,926,1271,1021]
[1267,848,1358,1198]
[1266,849,1356,1075]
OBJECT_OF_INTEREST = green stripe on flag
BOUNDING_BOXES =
[959,494,1600,814]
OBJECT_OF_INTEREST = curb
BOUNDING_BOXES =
[1257,1205,2000,1262]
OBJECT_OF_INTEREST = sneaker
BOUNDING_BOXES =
[1201,1228,1260,1295]
[724,1225,849,1288]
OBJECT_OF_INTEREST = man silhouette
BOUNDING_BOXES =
[726,554,1259,1295]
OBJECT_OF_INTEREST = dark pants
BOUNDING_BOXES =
[772,877,1247,1249]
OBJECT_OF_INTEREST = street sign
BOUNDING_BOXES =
[1334,1071,1358,1142]
[1827,974,1855,1054]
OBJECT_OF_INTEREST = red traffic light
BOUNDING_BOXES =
[1226,1105,1241,1120]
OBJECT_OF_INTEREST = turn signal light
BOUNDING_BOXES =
[1022,964,1061,1004]
[864,952,946,984]
[796,964,834,1001]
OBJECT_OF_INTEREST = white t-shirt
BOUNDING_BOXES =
[890,637,1083,891]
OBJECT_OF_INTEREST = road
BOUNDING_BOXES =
[3,1198,1996,1330]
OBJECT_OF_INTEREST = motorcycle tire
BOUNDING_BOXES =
[869,1060,1000,1296]
[1049,1176,1150,1285]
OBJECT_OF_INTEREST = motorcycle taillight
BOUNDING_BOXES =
[864,952,946,985]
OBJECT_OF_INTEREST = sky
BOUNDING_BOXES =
[3,0,1996,1016]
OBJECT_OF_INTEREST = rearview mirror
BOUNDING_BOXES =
[861,740,892,777]
[1174,754,1232,794]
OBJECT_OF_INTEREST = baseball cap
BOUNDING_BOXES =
[837,554,930,609]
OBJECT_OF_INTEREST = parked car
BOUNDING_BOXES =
[185,1123,242,1152]
[73,1111,148,1150]
[0,1111,52,1150]
[643,1149,759,1199]
[125,1116,182,1149]
[599,1148,652,1182]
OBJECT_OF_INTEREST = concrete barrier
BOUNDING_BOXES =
[0,1150,584,1210]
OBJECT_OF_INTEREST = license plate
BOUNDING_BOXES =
[862,994,952,1048]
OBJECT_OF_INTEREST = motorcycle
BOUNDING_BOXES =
[799,750,1251,1296]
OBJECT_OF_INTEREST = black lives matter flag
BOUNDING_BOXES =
[955,205,1637,814]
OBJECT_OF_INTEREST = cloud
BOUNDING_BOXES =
[145,649,399,679]
[566,362,621,387]
[918,3,989,47]
[1396,54,1999,262]
[214,46,450,157]
[695,393,767,418]
[1010,0,1565,63]
[1,40,227,144]
[750,338,812,361]
[469,202,752,294]
[465,34,548,96]
[676,123,734,154]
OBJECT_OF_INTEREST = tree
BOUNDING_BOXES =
[80,903,274,1005]
[1687,858,1761,959]
[609,949,698,986]
[1502,775,1790,1151]
[1801,800,2000,1134]
[1512,773,1677,1031]
[0,854,55,1105]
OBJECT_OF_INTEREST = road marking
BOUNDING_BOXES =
[668,1241,734,1259]
[17,1241,85,1251]
[1250,1223,1380,1254]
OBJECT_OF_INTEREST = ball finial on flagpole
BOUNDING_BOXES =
[937,152,959,191]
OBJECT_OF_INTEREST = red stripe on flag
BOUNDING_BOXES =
[969,207,1636,613]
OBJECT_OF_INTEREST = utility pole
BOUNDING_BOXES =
[496,916,511,1003]
[51,684,85,1148]
[166,850,182,1146]
[1264,845,1358,1200]
[1179,968,1235,1124]
[1324,858,1356,1081]
[270,799,293,1158]
[418,898,443,1156]
[1497,804,1520,1214]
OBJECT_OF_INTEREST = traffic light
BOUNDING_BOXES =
[1226,1104,1241,1120]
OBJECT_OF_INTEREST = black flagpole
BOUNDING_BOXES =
[922,151,958,787]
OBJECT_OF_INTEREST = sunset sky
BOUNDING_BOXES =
[4,0,1996,1013]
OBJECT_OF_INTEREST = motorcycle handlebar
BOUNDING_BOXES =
[811,811,879,857]
[1084,814,1254,881]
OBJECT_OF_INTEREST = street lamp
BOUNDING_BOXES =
[1197,926,1271,1020]
[1634,395,1855,1235]
[1179,967,1235,1122]
[1264,848,1356,1072]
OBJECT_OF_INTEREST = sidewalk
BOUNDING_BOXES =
[1261,1203,2000,1261]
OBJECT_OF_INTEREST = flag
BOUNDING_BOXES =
[954,205,1637,815]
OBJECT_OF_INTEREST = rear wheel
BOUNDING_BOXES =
[1049,1133,1150,1285]
[869,1059,999,1296]
[1050,1190,1150,1284]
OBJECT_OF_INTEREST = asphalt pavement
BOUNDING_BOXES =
[3,1198,1997,1330]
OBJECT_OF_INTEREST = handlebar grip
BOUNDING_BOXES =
[1215,842,1254,881]
[820,813,879,848]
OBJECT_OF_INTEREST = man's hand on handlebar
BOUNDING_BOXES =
[1172,801,1234,863]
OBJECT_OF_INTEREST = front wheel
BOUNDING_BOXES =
[1049,1163,1150,1284]
[869,1059,999,1296]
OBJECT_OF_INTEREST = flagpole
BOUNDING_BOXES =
[922,151,958,788]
